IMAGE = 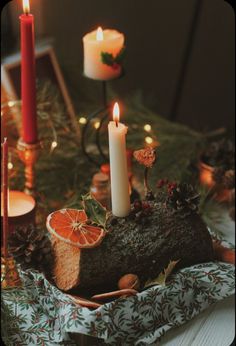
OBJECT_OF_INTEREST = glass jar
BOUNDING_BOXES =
[90,172,111,210]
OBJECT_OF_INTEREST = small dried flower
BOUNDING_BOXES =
[133,147,156,168]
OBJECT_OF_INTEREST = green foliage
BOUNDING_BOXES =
[82,192,108,227]
[124,92,205,187]
[2,79,234,346]
[3,83,225,228]
[115,46,126,64]
[101,52,115,67]
[5,80,94,223]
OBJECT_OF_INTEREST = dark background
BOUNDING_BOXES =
[1,0,235,137]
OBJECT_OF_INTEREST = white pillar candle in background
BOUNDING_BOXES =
[108,102,131,217]
[83,27,124,80]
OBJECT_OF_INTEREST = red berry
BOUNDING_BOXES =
[167,182,177,190]
[142,201,152,212]
[112,63,120,70]
[157,178,170,188]
[157,179,165,188]
[134,200,142,211]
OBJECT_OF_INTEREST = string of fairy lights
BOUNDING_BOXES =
[78,115,158,147]
[1,99,158,176]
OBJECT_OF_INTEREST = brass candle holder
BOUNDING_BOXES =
[1,255,22,289]
[17,138,41,196]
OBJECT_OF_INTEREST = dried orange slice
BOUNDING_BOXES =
[46,208,105,248]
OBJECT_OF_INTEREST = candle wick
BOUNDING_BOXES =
[115,121,118,128]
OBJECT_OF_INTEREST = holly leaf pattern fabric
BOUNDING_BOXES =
[2,256,234,346]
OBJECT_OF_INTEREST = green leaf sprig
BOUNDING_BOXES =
[101,46,126,68]
[82,192,108,228]
[144,260,180,288]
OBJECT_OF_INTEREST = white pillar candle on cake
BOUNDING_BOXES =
[108,102,131,217]
[83,27,125,81]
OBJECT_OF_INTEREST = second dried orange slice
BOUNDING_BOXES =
[46,208,105,248]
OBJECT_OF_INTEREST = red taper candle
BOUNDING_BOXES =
[2,138,9,258]
[20,0,38,144]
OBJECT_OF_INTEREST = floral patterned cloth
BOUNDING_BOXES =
[1,259,235,346]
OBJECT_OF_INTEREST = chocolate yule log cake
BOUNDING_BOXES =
[46,182,214,292]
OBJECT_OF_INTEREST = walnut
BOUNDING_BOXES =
[118,273,140,290]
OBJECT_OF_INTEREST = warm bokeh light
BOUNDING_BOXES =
[8,162,13,170]
[113,102,120,124]
[199,163,214,188]
[144,124,152,132]
[94,121,100,129]
[23,0,30,14]
[96,27,104,41]
[51,141,58,149]
[8,101,15,107]
[79,117,87,124]
[145,136,153,145]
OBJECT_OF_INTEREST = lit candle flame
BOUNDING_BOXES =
[23,0,30,14]
[113,102,120,126]
[96,27,104,41]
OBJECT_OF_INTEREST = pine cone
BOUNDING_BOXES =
[9,224,54,275]
[167,183,200,216]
